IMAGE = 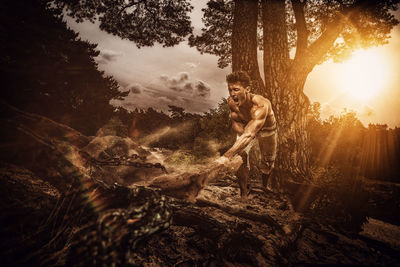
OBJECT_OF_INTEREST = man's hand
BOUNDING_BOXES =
[216,155,230,166]
[214,155,243,174]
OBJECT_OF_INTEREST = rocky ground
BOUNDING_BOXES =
[1,102,399,266]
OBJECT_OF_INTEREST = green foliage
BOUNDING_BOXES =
[132,108,172,137]
[151,120,201,150]
[190,0,399,67]
[51,0,193,48]
[307,103,400,182]
[307,105,365,168]
[305,103,400,231]
[328,0,400,62]
[199,98,236,155]
[188,0,234,68]
[0,0,128,135]
[168,105,186,120]
[113,99,235,160]
[115,106,200,150]
[165,99,235,158]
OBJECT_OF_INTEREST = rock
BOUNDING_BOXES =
[95,117,128,137]
[0,103,172,265]
[0,101,168,189]
[81,135,166,185]
[0,101,90,191]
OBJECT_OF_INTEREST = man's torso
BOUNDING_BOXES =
[229,94,276,132]
[229,93,278,167]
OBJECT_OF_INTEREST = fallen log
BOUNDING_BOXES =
[149,156,242,202]
[169,199,229,239]
[195,198,285,234]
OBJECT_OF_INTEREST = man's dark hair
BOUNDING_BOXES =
[226,71,251,88]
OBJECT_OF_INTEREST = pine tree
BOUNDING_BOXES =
[0,0,128,135]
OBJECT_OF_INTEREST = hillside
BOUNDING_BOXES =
[0,102,399,266]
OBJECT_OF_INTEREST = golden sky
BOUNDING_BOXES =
[305,25,400,128]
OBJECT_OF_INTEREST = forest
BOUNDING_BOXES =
[1,0,400,266]
[110,101,400,183]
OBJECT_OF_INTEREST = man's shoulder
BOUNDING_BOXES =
[252,94,271,107]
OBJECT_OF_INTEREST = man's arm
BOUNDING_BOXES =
[228,97,245,135]
[231,115,244,135]
[224,101,268,158]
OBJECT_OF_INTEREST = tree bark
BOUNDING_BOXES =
[262,0,310,182]
[231,0,265,95]
[231,1,349,183]
[195,197,285,234]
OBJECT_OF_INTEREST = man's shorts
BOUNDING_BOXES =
[242,129,277,174]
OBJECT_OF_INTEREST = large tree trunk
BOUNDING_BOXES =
[230,0,311,183]
[231,0,265,95]
[262,0,311,183]
[274,78,311,182]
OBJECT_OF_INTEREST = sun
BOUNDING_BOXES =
[337,49,389,101]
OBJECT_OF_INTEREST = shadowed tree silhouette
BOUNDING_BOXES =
[51,0,194,48]
[0,0,128,135]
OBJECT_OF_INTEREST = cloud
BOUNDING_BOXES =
[184,62,199,69]
[157,96,174,105]
[181,97,191,104]
[112,72,216,114]
[163,72,189,84]
[195,80,211,98]
[159,72,194,93]
[160,74,169,81]
[156,72,211,99]
[97,49,123,64]
[125,83,143,94]
[179,72,189,81]
[143,87,178,101]
[184,83,193,92]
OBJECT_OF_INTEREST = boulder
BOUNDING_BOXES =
[81,135,166,185]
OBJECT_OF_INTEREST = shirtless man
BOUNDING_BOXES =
[220,71,277,202]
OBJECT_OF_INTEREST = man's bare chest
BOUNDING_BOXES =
[233,107,253,123]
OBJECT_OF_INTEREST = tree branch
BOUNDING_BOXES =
[118,0,144,16]
[292,0,372,74]
[292,0,308,60]
[293,18,344,74]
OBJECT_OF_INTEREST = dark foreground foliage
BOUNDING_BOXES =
[0,0,128,135]
[1,95,399,267]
